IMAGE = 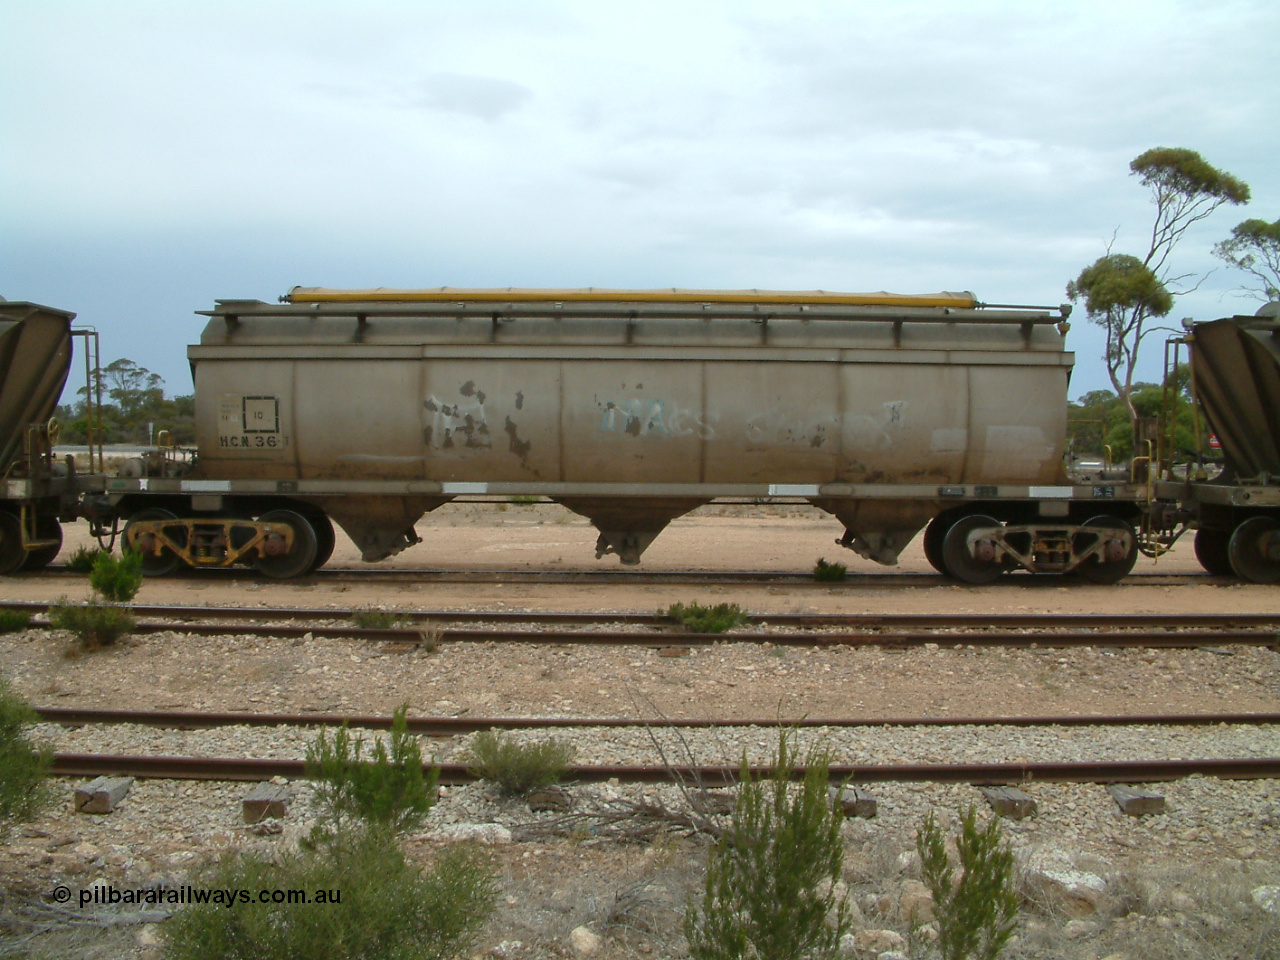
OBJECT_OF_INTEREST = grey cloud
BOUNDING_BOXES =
[411,72,533,121]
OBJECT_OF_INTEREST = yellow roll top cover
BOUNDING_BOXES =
[286,287,979,309]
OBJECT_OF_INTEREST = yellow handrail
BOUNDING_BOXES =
[286,287,980,309]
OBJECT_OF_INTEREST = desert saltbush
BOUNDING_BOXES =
[918,805,1018,960]
[464,730,575,796]
[164,830,498,960]
[0,675,54,833]
[665,601,748,634]
[89,549,143,603]
[305,704,437,836]
[812,558,848,582]
[0,609,31,634]
[685,729,851,960]
[48,599,136,650]
[63,545,110,573]
[350,607,405,629]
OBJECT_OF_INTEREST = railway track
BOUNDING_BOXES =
[10,600,1279,629]
[26,566,1228,588]
[41,707,1280,786]
[47,753,1280,785]
[7,601,1280,648]
[34,705,1280,734]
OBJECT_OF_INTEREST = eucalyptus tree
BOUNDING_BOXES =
[1069,148,1249,429]
[1214,217,1280,303]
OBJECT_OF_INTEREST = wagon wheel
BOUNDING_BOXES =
[1227,516,1280,584]
[293,508,335,571]
[940,514,1004,584]
[253,509,318,580]
[0,512,25,575]
[19,518,63,571]
[1193,528,1233,577]
[123,508,185,577]
[922,513,951,575]
[1073,516,1138,585]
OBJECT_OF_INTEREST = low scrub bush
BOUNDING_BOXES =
[0,676,54,833]
[812,557,847,582]
[0,609,31,634]
[49,599,136,649]
[917,805,1018,960]
[63,545,110,573]
[686,729,851,960]
[305,704,437,836]
[164,830,498,960]
[464,730,575,795]
[665,601,748,634]
[351,607,405,629]
[89,549,143,603]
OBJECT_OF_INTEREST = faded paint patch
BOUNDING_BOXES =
[424,391,492,452]
[745,402,837,447]
[981,425,1054,480]
[846,401,908,452]
[504,416,533,462]
[930,428,968,454]
[598,397,715,440]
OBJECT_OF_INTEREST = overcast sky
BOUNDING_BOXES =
[3,0,1277,402]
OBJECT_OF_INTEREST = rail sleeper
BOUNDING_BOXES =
[74,776,133,814]
[1107,783,1166,816]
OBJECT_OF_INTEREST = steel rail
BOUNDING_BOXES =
[49,753,1280,785]
[35,706,1280,734]
[6,600,1280,630]
[26,567,1227,589]
[15,617,1280,648]
[30,566,1224,588]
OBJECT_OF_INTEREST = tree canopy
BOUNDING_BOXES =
[1131,147,1251,278]
[1213,217,1280,302]
[56,358,193,445]
[1068,364,1205,463]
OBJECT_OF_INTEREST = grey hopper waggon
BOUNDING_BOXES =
[98,286,1146,582]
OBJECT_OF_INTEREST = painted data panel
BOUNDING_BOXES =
[194,360,296,479]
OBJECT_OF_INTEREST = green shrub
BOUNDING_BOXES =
[917,805,1019,960]
[464,730,575,796]
[89,549,143,603]
[0,609,31,634]
[305,704,437,836]
[64,545,110,573]
[665,601,748,634]
[508,495,540,505]
[163,830,498,960]
[351,608,405,629]
[812,558,847,582]
[0,676,54,833]
[48,599,136,649]
[686,729,851,960]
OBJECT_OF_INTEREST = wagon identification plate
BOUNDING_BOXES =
[218,394,287,449]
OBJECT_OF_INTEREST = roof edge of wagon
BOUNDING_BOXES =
[283,287,980,309]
